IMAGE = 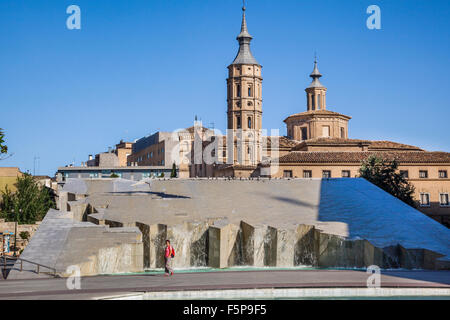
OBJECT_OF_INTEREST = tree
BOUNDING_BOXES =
[360,155,416,207]
[160,172,165,178]
[19,231,30,241]
[110,173,119,178]
[0,128,8,156]
[170,162,177,178]
[0,174,56,224]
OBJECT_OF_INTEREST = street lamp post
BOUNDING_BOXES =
[12,208,21,257]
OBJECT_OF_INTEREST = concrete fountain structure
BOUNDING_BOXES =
[9,177,450,278]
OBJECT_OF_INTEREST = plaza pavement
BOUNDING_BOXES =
[0,269,449,300]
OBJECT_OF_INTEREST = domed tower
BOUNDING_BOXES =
[226,5,262,165]
[305,58,327,111]
[284,58,351,141]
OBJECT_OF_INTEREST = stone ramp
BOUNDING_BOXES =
[7,208,143,279]
[7,209,86,279]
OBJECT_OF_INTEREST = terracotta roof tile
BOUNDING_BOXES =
[292,138,423,151]
[276,151,450,164]
[284,110,351,122]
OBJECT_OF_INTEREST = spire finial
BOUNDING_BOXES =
[308,55,324,88]
[231,2,259,65]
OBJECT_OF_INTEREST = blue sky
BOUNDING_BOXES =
[0,0,449,175]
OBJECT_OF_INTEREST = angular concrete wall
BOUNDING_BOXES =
[208,221,242,269]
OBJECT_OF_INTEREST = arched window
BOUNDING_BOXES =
[237,84,241,97]
[340,127,345,138]
[311,94,315,110]
[248,86,252,97]
[248,117,252,129]
[237,116,241,129]
[301,127,308,140]
[317,94,321,109]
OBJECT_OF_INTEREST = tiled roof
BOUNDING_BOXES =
[369,140,423,151]
[284,110,351,122]
[276,151,450,164]
[293,138,423,151]
[263,136,300,149]
[202,136,300,149]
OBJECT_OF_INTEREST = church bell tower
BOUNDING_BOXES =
[226,5,262,165]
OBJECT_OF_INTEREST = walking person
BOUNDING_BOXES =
[164,239,175,276]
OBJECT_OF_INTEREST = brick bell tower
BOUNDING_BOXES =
[226,5,262,165]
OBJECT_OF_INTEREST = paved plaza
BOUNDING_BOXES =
[0,269,449,300]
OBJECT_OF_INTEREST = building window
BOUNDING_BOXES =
[283,170,293,178]
[322,170,331,178]
[440,193,449,206]
[248,86,252,97]
[311,94,315,110]
[322,126,330,137]
[340,127,345,139]
[237,84,241,97]
[303,170,312,178]
[419,170,428,178]
[248,117,252,129]
[237,116,241,129]
[222,150,226,157]
[317,94,321,109]
[400,170,409,178]
[439,170,448,178]
[342,170,350,178]
[420,193,430,207]
[301,127,308,140]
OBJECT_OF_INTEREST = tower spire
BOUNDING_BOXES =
[231,4,259,65]
[308,55,323,88]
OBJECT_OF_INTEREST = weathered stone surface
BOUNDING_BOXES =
[135,222,150,268]
[317,232,346,268]
[208,221,241,268]
[87,213,105,225]
[272,227,297,267]
[67,200,90,221]
[264,227,277,267]
[241,221,267,267]
[149,224,167,269]
[294,224,318,266]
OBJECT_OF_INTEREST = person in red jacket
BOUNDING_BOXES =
[164,239,174,276]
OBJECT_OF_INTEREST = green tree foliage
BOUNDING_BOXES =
[110,173,119,178]
[170,162,177,178]
[19,231,30,241]
[0,128,7,155]
[360,155,416,207]
[0,174,56,224]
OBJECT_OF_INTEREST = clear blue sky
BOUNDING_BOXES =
[1,0,449,175]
